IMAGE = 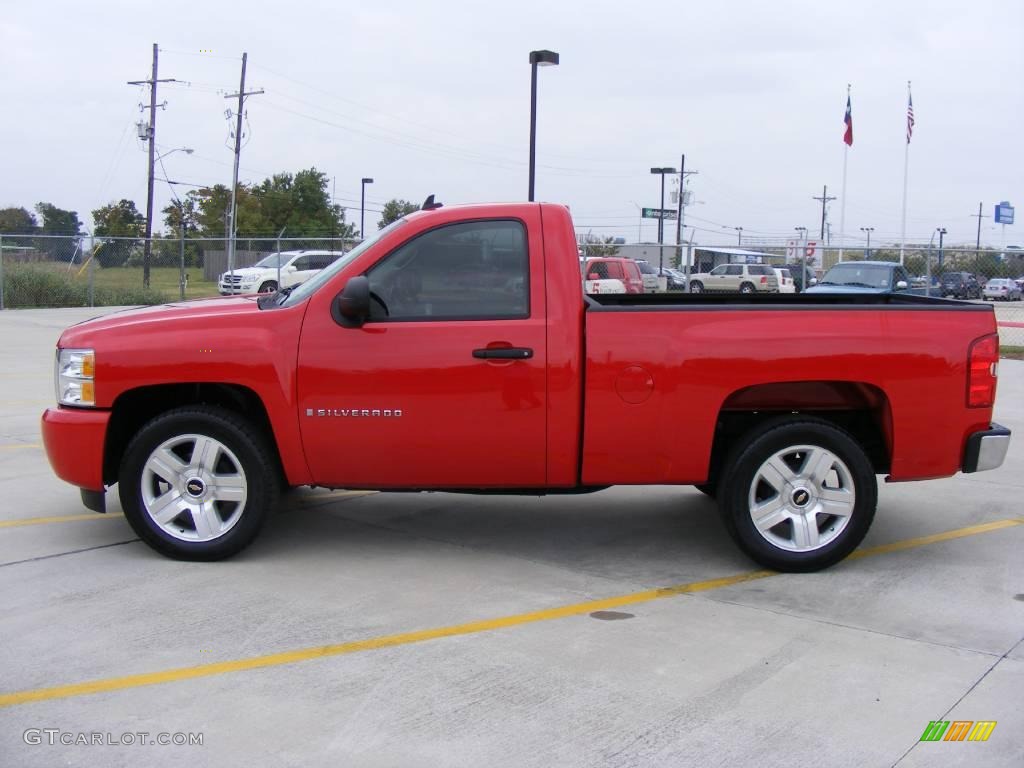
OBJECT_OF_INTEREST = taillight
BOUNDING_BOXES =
[967,334,999,408]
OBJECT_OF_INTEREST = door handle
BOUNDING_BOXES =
[472,347,533,360]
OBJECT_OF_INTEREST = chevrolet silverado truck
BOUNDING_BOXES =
[42,202,1011,571]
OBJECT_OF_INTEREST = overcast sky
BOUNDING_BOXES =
[2,0,1021,248]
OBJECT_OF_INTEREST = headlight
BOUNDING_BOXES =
[55,348,95,407]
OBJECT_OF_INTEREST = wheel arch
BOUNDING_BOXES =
[104,383,285,487]
[704,380,893,484]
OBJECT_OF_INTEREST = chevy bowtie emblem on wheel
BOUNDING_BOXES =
[306,408,403,418]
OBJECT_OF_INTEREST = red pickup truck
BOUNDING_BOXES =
[42,202,1011,571]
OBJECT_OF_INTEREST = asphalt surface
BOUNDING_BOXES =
[0,306,1021,768]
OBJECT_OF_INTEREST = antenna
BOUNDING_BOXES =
[421,194,443,210]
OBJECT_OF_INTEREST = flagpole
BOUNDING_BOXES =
[838,84,850,261]
[899,80,911,265]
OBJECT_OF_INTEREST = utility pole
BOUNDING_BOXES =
[812,185,836,243]
[127,43,177,289]
[972,201,984,273]
[674,154,685,275]
[937,227,947,272]
[224,52,263,283]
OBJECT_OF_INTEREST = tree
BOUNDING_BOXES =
[34,202,83,261]
[162,198,199,233]
[0,206,37,233]
[378,199,420,229]
[182,168,354,245]
[251,168,352,238]
[92,200,145,267]
[35,203,81,236]
[0,207,37,249]
[578,232,619,258]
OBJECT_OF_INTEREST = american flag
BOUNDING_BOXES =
[906,92,915,144]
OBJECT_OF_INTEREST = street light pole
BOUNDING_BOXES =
[360,178,373,239]
[735,227,743,245]
[528,50,559,202]
[650,167,677,274]
[860,226,874,257]
[937,227,947,271]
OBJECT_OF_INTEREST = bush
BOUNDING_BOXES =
[1,265,167,308]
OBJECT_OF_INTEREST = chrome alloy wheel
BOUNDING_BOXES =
[140,434,248,542]
[747,444,855,553]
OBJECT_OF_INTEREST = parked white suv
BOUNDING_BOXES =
[688,263,780,294]
[219,250,341,295]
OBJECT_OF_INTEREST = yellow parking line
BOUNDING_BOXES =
[0,516,1020,709]
[0,443,43,451]
[0,512,125,529]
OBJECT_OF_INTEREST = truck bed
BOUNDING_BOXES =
[580,291,996,486]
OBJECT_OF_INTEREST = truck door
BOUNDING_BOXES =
[296,215,548,488]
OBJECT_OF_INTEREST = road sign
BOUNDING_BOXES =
[642,208,677,220]
[994,202,1014,225]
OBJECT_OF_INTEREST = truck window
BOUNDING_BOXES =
[367,219,529,320]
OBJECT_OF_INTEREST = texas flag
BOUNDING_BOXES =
[843,95,853,146]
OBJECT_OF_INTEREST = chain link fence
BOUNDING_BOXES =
[0,234,359,310]
[578,238,1024,347]
[3,232,1021,347]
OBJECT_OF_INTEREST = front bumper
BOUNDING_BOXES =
[40,407,110,492]
[218,283,257,295]
[962,423,1011,473]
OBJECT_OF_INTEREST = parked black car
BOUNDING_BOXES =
[939,272,982,300]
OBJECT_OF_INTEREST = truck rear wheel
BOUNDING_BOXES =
[689,281,704,294]
[716,417,876,572]
[258,281,278,293]
[740,282,755,294]
[118,406,279,561]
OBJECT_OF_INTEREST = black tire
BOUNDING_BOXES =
[258,281,278,294]
[693,483,717,498]
[118,406,279,561]
[689,281,704,294]
[716,417,877,572]
[739,282,755,294]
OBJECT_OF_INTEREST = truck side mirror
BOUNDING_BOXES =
[332,276,371,327]
[895,280,908,290]
[809,277,818,286]
[587,272,600,281]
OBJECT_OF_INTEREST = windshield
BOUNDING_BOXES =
[635,261,656,274]
[819,263,893,288]
[254,253,286,268]
[277,219,408,308]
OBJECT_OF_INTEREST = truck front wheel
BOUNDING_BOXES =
[689,281,704,294]
[258,281,278,293]
[716,418,876,572]
[118,406,279,561]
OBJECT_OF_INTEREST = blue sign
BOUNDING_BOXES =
[994,201,1014,225]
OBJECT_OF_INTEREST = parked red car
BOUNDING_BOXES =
[583,257,645,294]
[42,202,1010,571]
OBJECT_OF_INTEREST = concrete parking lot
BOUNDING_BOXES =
[0,306,1021,768]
